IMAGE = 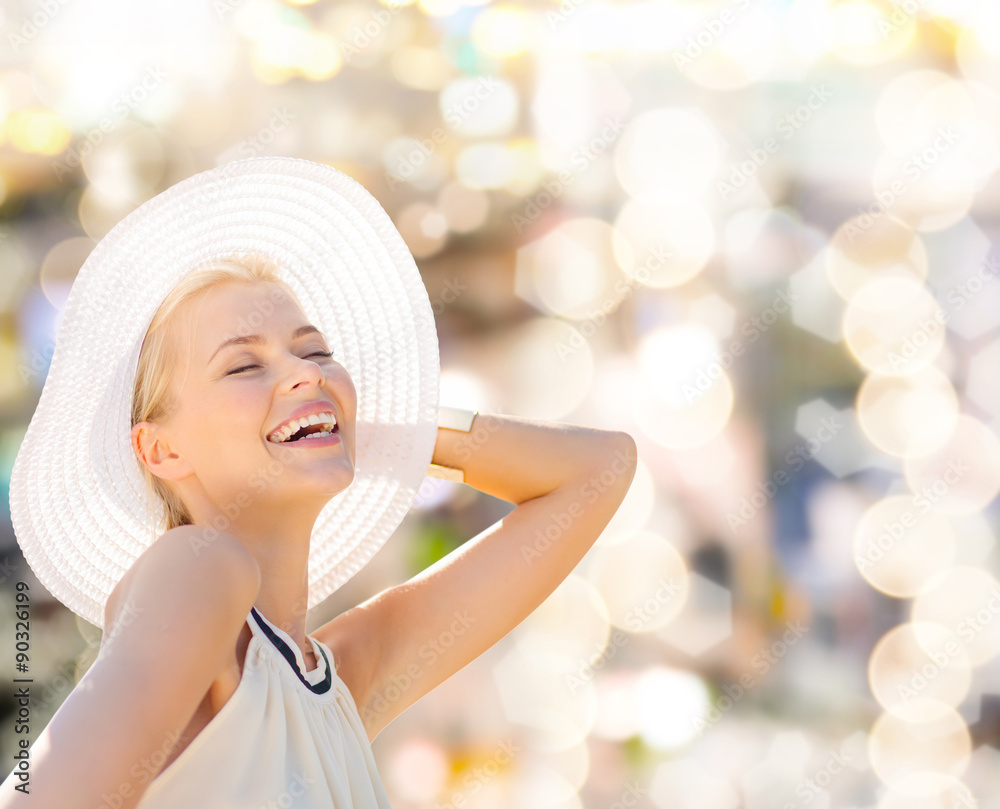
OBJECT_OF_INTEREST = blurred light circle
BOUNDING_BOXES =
[439,76,518,137]
[254,24,313,71]
[437,181,489,232]
[856,367,959,459]
[825,213,928,301]
[470,4,536,57]
[395,202,448,258]
[7,108,72,155]
[957,6,1000,96]
[383,136,448,185]
[673,5,779,91]
[501,138,544,197]
[633,370,734,450]
[419,0,462,15]
[456,142,518,189]
[501,318,594,419]
[248,57,295,86]
[869,147,976,233]
[510,767,581,809]
[785,1,834,60]
[613,108,723,196]
[649,755,741,809]
[632,325,734,449]
[492,645,598,752]
[966,338,1000,421]
[613,192,714,288]
[421,210,448,240]
[912,566,1000,666]
[300,32,343,80]
[638,325,717,403]
[587,532,689,633]
[326,2,415,62]
[876,70,999,180]
[390,45,453,91]
[516,218,629,320]
[589,357,638,429]
[868,622,972,720]
[946,511,997,566]
[81,122,166,205]
[439,367,491,412]
[634,666,711,750]
[530,58,632,172]
[916,82,1000,181]
[515,575,611,667]
[39,238,94,310]
[169,95,236,150]
[530,742,590,793]
[853,495,955,598]
[827,0,916,66]
[387,738,449,804]
[876,70,955,153]
[877,774,978,809]
[77,185,138,242]
[592,671,640,741]
[843,276,945,375]
[903,415,1000,515]
[869,703,971,794]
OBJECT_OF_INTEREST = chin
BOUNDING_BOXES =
[307,464,356,498]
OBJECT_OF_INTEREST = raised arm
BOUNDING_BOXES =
[0,527,260,808]
[314,413,637,740]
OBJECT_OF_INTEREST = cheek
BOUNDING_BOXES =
[334,370,358,411]
[193,389,270,444]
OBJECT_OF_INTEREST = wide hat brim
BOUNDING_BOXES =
[9,156,440,629]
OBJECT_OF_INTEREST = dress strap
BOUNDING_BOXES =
[249,606,333,695]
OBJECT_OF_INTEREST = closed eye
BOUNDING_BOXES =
[226,351,334,376]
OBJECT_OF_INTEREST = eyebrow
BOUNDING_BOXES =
[209,325,325,364]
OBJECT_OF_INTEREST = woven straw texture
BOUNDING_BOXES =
[9,156,440,629]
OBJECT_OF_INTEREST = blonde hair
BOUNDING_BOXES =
[131,253,296,535]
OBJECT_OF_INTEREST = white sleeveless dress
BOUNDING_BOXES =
[132,606,393,808]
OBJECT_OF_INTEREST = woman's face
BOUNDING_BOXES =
[139,281,358,518]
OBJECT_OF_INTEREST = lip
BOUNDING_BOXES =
[267,400,339,443]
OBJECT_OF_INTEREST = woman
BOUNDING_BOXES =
[1,158,636,808]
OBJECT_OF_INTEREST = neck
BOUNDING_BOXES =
[183,491,329,656]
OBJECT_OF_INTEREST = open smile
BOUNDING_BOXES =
[267,410,339,445]
[272,429,342,448]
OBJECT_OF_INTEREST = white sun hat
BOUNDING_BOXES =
[8,156,441,629]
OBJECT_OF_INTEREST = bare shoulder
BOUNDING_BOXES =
[101,526,260,668]
[18,528,264,808]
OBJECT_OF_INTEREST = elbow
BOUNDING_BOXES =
[615,430,638,484]
[612,430,637,463]
[592,430,638,494]
[609,430,637,470]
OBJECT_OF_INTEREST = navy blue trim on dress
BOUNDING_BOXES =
[250,607,332,694]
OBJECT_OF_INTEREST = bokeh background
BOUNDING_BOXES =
[2,0,1000,806]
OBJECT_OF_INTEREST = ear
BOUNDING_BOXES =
[131,421,193,482]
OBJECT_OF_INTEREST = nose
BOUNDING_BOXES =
[286,353,326,392]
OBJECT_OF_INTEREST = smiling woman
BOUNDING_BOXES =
[1,157,637,809]
[129,264,361,573]
[130,253,314,532]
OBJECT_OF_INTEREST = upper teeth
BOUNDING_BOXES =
[269,412,337,443]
